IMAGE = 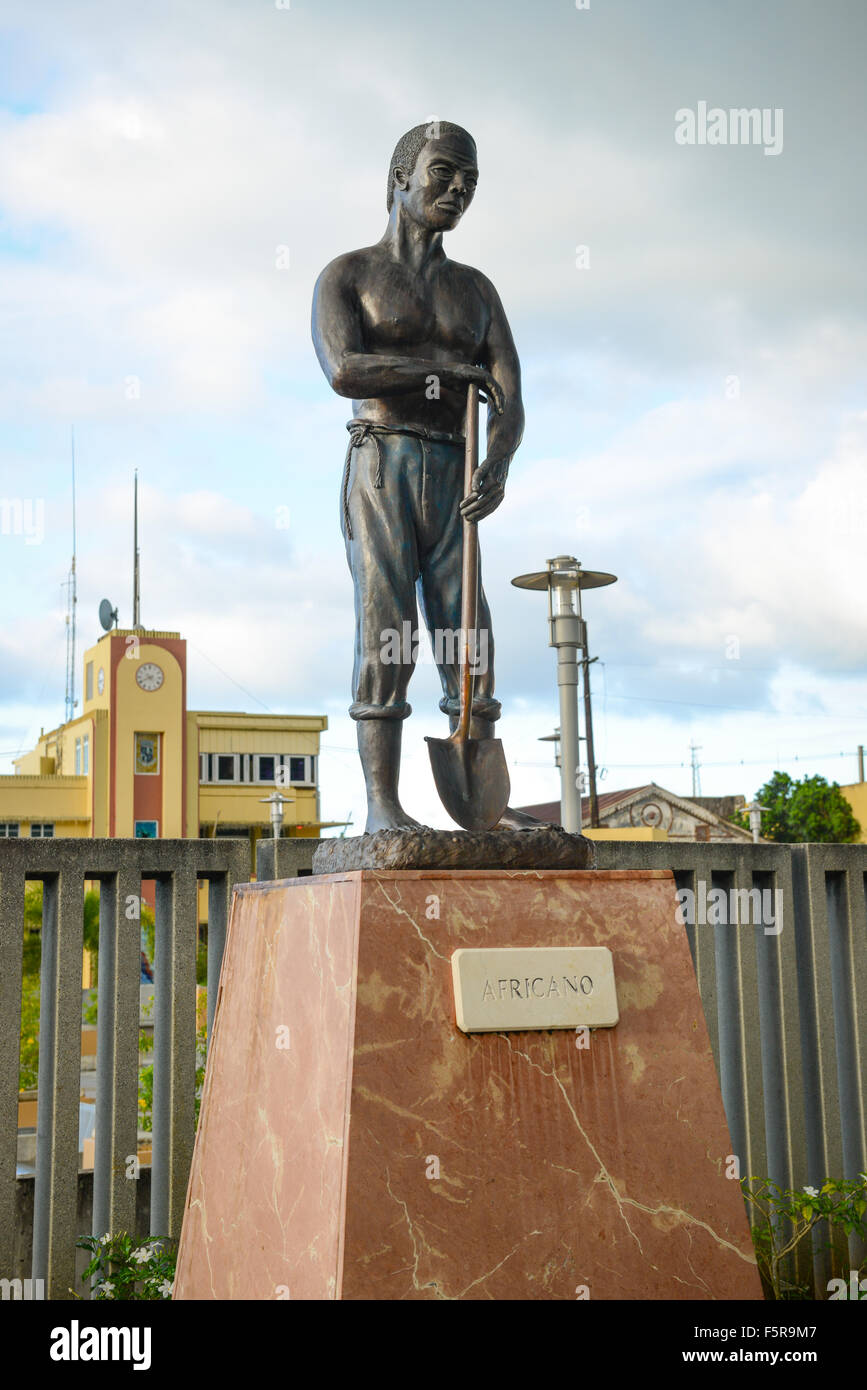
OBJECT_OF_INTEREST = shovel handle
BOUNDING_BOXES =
[458,382,480,741]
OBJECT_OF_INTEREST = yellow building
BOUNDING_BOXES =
[840,782,867,844]
[2,628,335,853]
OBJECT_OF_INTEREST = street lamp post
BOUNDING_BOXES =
[259,790,295,839]
[745,799,768,844]
[539,728,562,769]
[512,557,617,835]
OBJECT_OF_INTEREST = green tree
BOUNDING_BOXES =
[23,882,101,974]
[20,883,105,1090]
[732,771,861,843]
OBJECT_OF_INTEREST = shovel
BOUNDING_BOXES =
[425,382,511,830]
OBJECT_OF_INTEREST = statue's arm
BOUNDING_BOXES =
[312,257,505,407]
[460,276,524,522]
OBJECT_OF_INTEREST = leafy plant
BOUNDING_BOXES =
[140,902,156,966]
[76,1232,176,1300]
[23,882,101,968]
[196,931,208,986]
[136,991,207,1132]
[19,979,40,1092]
[20,883,105,1087]
[742,1174,867,1299]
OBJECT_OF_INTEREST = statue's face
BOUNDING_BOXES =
[396,133,478,231]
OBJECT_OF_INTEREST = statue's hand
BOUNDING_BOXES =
[443,364,504,416]
[459,456,510,522]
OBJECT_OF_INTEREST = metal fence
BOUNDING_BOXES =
[3,835,866,1298]
[591,838,867,1292]
[0,838,249,1299]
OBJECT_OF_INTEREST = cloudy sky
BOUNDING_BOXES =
[1,0,865,833]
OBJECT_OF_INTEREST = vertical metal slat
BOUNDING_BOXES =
[0,865,25,1275]
[206,875,230,1048]
[32,869,84,1298]
[151,868,198,1240]
[93,870,141,1241]
[713,869,750,1177]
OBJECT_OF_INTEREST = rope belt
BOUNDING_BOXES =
[342,419,465,540]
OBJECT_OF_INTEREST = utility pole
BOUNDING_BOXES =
[582,649,600,827]
[859,745,865,783]
[690,741,702,799]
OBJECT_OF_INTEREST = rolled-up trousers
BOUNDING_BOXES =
[341,421,501,725]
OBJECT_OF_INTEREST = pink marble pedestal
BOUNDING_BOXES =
[174,869,763,1301]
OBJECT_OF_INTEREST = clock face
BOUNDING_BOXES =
[97,668,105,695]
[136,662,164,692]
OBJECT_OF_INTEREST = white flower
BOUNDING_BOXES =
[130,1247,151,1264]
[803,1185,819,1198]
[100,1233,112,1244]
[156,1280,174,1298]
[96,1281,115,1298]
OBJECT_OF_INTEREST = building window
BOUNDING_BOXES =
[198,752,317,785]
[279,755,315,785]
[86,662,94,701]
[0,823,19,838]
[135,733,160,775]
[254,755,276,783]
[83,735,89,775]
[30,824,55,838]
[134,821,158,839]
[75,738,82,775]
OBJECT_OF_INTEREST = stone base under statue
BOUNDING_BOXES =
[311,824,596,873]
[174,868,763,1300]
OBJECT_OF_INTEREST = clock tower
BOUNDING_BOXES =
[82,629,187,838]
[9,622,332,847]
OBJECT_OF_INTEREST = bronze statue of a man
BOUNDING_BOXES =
[312,121,534,833]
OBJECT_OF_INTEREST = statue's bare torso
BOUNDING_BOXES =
[315,244,496,435]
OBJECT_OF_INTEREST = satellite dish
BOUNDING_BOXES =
[99,598,118,632]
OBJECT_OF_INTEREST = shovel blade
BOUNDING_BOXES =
[425,735,511,831]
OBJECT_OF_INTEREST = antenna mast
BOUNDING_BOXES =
[63,428,78,724]
[133,470,141,628]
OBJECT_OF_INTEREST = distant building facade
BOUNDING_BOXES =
[2,628,334,850]
[840,781,867,843]
[519,783,755,843]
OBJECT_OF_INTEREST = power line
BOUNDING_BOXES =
[515,749,863,772]
[601,690,865,718]
[188,641,273,713]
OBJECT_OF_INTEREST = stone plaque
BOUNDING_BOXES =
[451,946,618,1033]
